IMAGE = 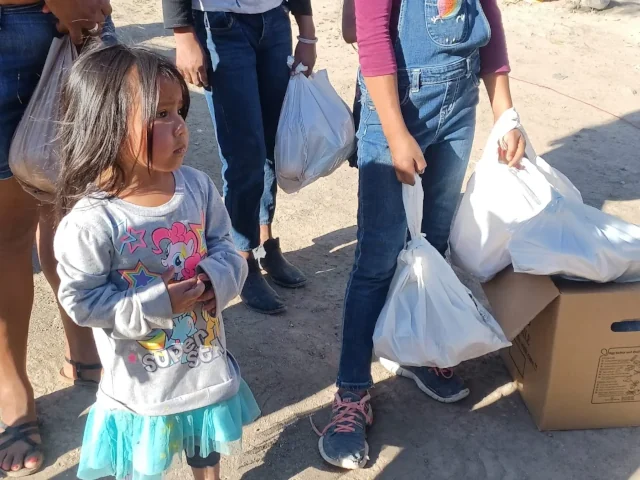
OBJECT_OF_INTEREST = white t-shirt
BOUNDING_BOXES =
[193,0,283,14]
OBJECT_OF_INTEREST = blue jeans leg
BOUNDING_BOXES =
[0,3,58,181]
[421,116,477,256]
[337,108,407,391]
[195,7,291,251]
[255,7,292,226]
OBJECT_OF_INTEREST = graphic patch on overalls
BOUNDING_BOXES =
[436,0,463,19]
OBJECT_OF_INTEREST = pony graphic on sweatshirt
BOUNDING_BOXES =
[151,222,204,281]
[131,220,223,371]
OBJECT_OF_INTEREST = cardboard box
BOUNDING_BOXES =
[483,267,640,431]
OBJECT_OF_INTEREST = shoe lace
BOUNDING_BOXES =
[429,367,454,379]
[310,393,372,436]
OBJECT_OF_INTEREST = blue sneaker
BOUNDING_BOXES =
[380,358,470,403]
[315,391,373,469]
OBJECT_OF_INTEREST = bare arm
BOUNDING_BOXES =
[483,73,525,166]
[483,73,513,122]
[342,0,356,44]
[292,14,317,75]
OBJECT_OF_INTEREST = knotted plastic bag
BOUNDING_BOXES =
[274,57,355,194]
[449,108,582,281]
[373,178,510,368]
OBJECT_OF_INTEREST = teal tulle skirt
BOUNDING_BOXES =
[77,380,260,480]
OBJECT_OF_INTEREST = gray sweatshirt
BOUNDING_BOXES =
[55,166,248,416]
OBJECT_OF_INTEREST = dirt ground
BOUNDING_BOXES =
[18,0,640,478]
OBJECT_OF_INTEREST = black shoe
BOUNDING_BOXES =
[241,259,287,315]
[255,238,307,289]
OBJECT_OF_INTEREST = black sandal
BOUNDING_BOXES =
[59,357,102,388]
[0,420,44,477]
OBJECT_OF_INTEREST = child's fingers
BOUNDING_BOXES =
[508,134,526,168]
[198,290,216,303]
[202,299,217,312]
[187,280,206,299]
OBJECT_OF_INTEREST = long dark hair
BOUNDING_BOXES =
[56,44,190,217]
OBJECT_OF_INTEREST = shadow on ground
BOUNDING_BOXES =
[34,386,97,479]
[607,0,640,15]
[541,112,640,213]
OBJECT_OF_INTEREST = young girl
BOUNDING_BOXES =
[319,0,525,470]
[53,44,260,480]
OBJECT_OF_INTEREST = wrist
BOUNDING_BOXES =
[174,26,196,38]
[484,73,513,122]
[386,125,412,147]
[492,101,513,123]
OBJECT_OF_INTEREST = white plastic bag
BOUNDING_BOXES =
[274,58,355,194]
[9,36,77,203]
[509,194,640,283]
[372,178,510,368]
[449,108,582,282]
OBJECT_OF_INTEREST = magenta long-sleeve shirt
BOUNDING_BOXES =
[355,0,510,77]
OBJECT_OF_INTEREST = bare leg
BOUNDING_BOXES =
[36,204,100,383]
[238,225,271,261]
[191,464,221,480]
[0,179,41,473]
[259,224,272,245]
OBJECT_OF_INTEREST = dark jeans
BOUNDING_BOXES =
[194,6,292,252]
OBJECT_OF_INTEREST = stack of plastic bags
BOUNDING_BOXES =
[373,177,510,368]
[450,108,640,283]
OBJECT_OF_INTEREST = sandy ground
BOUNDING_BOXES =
[15,0,640,478]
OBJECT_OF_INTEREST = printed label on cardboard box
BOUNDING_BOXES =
[592,347,640,404]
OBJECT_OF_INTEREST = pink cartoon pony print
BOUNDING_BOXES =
[151,222,203,280]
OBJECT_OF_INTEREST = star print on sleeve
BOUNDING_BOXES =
[189,213,208,257]
[119,261,159,288]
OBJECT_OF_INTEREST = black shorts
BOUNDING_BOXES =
[185,446,221,468]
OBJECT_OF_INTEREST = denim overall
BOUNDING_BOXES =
[338,0,491,390]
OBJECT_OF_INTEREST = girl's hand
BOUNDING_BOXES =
[162,268,206,314]
[197,273,217,316]
[293,15,317,76]
[292,41,316,77]
[44,0,111,45]
[499,129,526,168]
[174,27,209,88]
[389,131,427,185]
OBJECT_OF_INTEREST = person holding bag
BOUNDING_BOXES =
[163,0,317,315]
[0,1,111,476]
[318,0,525,469]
